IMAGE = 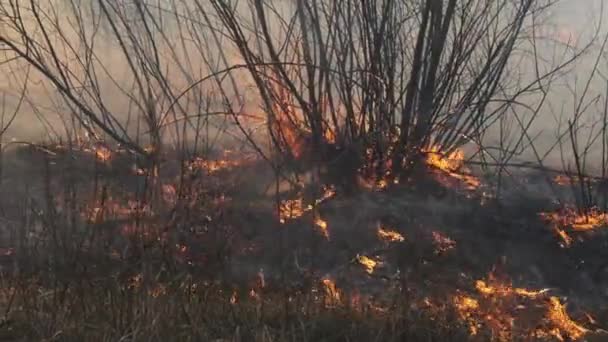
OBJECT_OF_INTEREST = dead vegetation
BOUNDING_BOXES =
[0,0,608,341]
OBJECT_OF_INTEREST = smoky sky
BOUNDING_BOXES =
[1,0,607,171]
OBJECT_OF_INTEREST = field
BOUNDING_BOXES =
[1,0,608,341]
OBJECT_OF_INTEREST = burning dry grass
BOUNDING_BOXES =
[356,255,379,274]
[424,145,481,191]
[279,185,336,224]
[540,207,608,247]
[2,142,608,341]
[188,149,256,175]
[377,225,405,243]
[451,273,589,341]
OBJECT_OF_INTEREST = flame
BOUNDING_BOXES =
[321,278,341,307]
[544,296,589,341]
[553,174,593,186]
[94,145,112,162]
[324,127,337,144]
[453,295,481,335]
[189,157,242,174]
[356,255,378,274]
[453,273,588,340]
[540,207,608,247]
[271,87,306,159]
[314,215,330,239]
[425,145,464,172]
[230,290,238,305]
[279,198,306,223]
[475,280,547,299]
[540,207,607,232]
[279,185,336,224]
[423,145,480,190]
[377,226,405,242]
[554,228,573,248]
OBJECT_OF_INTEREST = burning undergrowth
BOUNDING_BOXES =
[0,141,607,341]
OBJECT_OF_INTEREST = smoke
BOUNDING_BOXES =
[0,0,607,170]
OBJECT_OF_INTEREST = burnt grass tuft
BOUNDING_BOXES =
[0,144,607,341]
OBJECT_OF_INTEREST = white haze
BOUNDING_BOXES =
[0,0,606,171]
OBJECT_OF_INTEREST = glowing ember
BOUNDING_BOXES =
[356,255,378,274]
[553,175,572,186]
[315,185,337,205]
[377,226,405,242]
[553,174,593,186]
[554,228,573,248]
[189,158,242,174]
[432,231,456,254]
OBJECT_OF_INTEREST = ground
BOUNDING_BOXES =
[0,142,607,341]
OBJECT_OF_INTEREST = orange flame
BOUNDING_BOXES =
[321,278,341,307]
[377,226,405,242]
[94,145,112,162]
[540,207,608,247]
[453,273,588,340]
[314,215,330,240]
[423,145,480,190]
[279,186,336,224]
[544,296,589,341]
[356,255,378,274]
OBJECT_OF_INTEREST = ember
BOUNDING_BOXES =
[432,231,457,254]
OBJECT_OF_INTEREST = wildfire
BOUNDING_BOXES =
[453,295,481,335]
[553,174,593,186]
[321,278,341,307]
[279,185,336,224]
[540,207,608,247]
[452,273,588,341]
[377,226,405,242]
[94,145,112,162]
[279,198,305,224]
[356,255,378,274]
[423,145,480,190]
[314,215,330,239]
[475,279,548,299]
[543,296,589,341]
[425,145,465,172]
[189,157,243,174]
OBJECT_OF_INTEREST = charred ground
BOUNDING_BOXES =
[0,141,606,341]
